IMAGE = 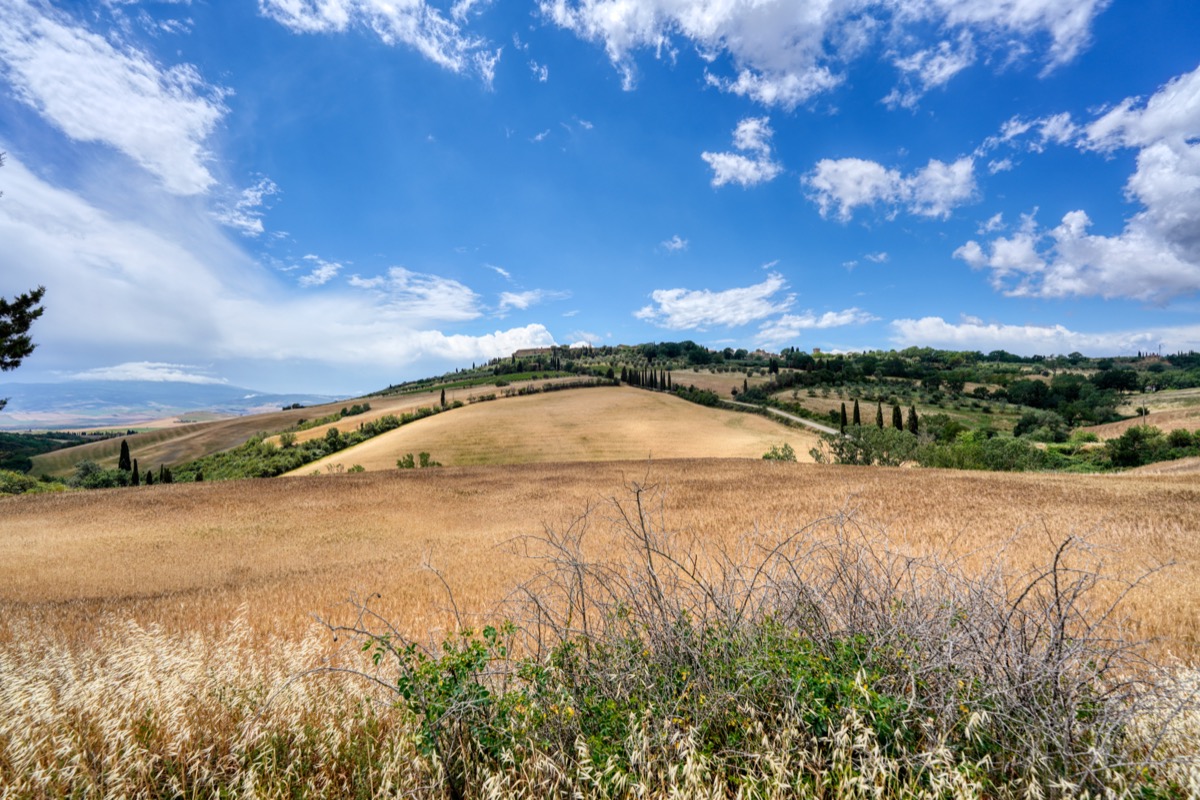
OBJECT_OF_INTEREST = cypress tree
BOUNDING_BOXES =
[892,404,903,430]
[118,439,131,471]
[131,461,140,486]
[907,405,919,435]
[440,388,446,407]
[145,470,154,486]
[667,372,672,390]
[852,399,861,426]
[839,402,848,432]
[876,402,884,428]
[743,378,749,394]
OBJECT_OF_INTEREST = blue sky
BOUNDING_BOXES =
[1,0,1198,394]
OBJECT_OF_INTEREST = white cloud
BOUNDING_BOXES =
[349,266,482,321]
[757,308,879,347]
[0,152,555,384]
[68,362,229,384]
[484,263,511,280]
[890,316,1200,356]
[498,289,569,311]
[701,117,783,188]
[0,0,228,195]
[530,60,549,82]
[979,212,1004,234]
[961,65,1200,302]
[635,272,794,330]
[260,0,496,80]
[806,156,976,220]
[884,33,975,109]
[212,176,279,236]
[864,251,889,263]
[531,129,551,143]
[540,0,1107,108]
[298,254,343,287]
[567,330,601,346]
[661,234,688,252]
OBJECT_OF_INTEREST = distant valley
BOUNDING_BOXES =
[0,380,340,430]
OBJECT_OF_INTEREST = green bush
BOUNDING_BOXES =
[761,442,796,461]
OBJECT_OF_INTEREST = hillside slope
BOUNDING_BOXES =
[288,386,818,473]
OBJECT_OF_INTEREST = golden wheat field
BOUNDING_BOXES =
[4,460,1200,797]
[288,386,819,473]
[2,460,1197,659]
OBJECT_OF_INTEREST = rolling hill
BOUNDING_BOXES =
[286,385,818,473]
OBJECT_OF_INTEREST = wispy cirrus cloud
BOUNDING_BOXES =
[212,176,279,236]
[0,0,229,195]
[635,272,794,330]
[348,266,482,321]
[260,0,500,83]
[498,288,570,312]
[298,254,343,287]
[0,151,555,386]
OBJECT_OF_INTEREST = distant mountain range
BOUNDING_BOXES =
[0,381,342,430]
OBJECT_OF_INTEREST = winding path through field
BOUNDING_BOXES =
[728,400,840,435]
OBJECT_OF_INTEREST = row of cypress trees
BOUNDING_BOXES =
[840,399,918,435]
[116,438,182,485]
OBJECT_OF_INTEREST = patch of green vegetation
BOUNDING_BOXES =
[173,405,459,481]
[0,430,92,472]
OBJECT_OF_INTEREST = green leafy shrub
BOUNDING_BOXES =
[761,442,796,461]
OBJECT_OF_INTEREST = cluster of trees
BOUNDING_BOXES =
[396,452,441,469]
[811,421,1200,472]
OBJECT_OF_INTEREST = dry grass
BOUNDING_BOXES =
[276,377,592,447]
[3,461,1199,796]
[287,386,818,472]
[669,368,776,398]
[1,460,1197,659]
[1084,407,1200,439]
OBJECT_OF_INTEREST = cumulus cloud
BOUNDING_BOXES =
[757,308,879,348]
[0,0,228,195]
[890,316,1200,356]
[960,65,1200,302]
[701,117,783,188]
[68,362,229,384]
[540,0,1108,108]
[635,272,794,330]
[806,156,976,220]
[260,0,498,81]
